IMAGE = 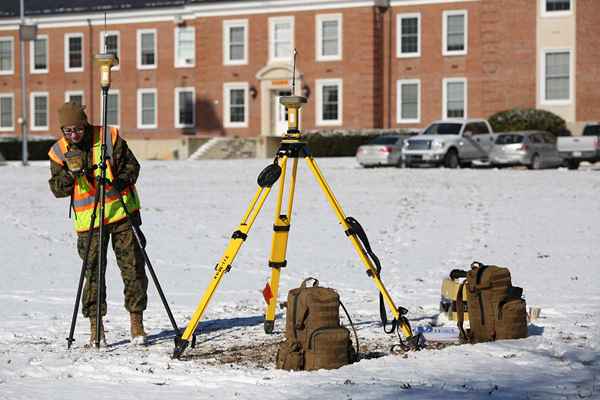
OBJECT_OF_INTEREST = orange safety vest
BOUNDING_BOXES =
[48,126,141,232]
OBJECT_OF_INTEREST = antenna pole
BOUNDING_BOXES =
[292,49,297,94]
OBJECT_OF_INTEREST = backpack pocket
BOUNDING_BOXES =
[304,327,354,371]
[495,297,528,340]
[276,340,304,371]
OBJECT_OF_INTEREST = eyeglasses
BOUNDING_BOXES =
[62,126,85,137]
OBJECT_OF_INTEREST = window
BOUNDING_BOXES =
[137,89,157,129]
[316,14,342,61]
[65,33,84,72]
[544,0,571,13]
[0,93,14,131]
[397,80,420,123]
[175,87,195,128]
[443,10,467,56]
[65,91,84,107]
[30,35,48,73]
[102,90,120,127]
[223,83,248,128]
[397,14,420,58]
[316,79,342,126]
[30,92,49,131]
[443,78,467,119]
[543,50,571,103]
[0,37,14,74]
[464,122,490,135]
[269,17,294,63]
[223,20,248,65]
[100,31,119,70]
[175,27,195,67]
[137,29,157,69]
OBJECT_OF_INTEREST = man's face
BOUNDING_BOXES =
[62,124,85,143]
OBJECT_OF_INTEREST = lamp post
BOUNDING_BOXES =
[18,0,36,166]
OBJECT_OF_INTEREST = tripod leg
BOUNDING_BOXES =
[304,156,414,339]
[173,183,275,358]
[264,156,299,333]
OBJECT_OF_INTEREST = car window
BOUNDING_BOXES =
[495,134,523,145]
[368,136,400,145]
[423,123,462,135]
[542,132,556,144]
[583,125,600,136]
[475,122,490,134]
[528,134,542,144]
[464,123,478,135]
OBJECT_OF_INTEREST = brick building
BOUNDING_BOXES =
[0,0,597,158]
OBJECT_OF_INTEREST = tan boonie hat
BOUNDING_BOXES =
[58,101,88,127]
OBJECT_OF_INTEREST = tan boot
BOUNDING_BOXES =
[130,312,147,345]
[88,317,106,347]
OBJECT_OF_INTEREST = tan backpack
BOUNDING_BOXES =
[456,262,528,343]
[276,278,358,371]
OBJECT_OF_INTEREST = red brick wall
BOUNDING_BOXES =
[576,0,600,122]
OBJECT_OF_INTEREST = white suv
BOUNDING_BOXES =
[401,119,495,168]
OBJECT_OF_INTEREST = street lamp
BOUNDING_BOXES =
[18,0,36,166]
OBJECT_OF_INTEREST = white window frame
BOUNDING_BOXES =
[442,10,468,56]
[397,13,421,58]
[30,35,48,74]
[397,79,421,124]
[443,77,468,119]
[541,0,573,17]
[64,90,84,106]
[175,87,196,128]
[0,93,14,131]
[30,91,49,131]
[64,33,84,72]
[0,37,14,75]
[100,89,120,128]
[540,48,573,105]
[269,16,294,63]
[100,31,120,71]
[316,78,343,126]
[223,82,249,128]
[137,88,158,129]
[316,14,342,62]
[223,19,248,66]
[174,26,195,68]
[137,29,157,70]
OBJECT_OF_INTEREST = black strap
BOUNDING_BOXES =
[339,299,360,362]
[456,282,470,343]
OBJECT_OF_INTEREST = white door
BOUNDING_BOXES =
[273,90,291,136]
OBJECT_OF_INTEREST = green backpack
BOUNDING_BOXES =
[456,262,528,343]
[276,278,358,371]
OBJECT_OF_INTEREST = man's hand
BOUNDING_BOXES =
[112,177,129,192]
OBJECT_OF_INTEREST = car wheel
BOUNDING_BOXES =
[567,160,580,170]
[530,154,542,170]
[444,149,459,169]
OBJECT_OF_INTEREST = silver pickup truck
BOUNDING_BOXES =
[401,119,495,168]
[557,123,600,169]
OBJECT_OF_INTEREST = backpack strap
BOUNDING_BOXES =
[456,282,471,343]
[300,277,319,289]
[339,299,360,362]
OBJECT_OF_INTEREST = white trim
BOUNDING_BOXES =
[100,30,120,71]
[175,87,196,128]
[64,32,84,72]
[540,0,573,17]
[540,48,573,105]
[391,0,479,5]
[137,29,157,70]
[223,82,249,128]
[396,79,421,124]
[30,34,49,74]
[316,14,342,62]
[64,90,84,106]
[30,91,49,131]
[269,16,294,64]
[223,19,248,66]
[0,92,15,131]
[0,36,15,75]
[316,78,343,126]
[396,13,421,58]
[100,89,121,128]
[442,77,468,119]
[442,9,468,57]
[137,88,158,129]
[174,26,196,68]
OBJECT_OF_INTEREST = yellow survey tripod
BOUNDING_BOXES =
[173,65,420,360]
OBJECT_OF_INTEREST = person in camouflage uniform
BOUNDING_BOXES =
[49,102,148,346]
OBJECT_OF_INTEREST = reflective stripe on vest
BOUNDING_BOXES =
[48,139,68,165]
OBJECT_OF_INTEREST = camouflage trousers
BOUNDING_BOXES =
[77,218,148,318]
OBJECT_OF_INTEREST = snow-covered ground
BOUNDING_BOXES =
[0,158,598,400]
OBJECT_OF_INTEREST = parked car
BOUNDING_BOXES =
[402,119,495,168]
[489,131,563,169]
[356,134,407,167]
[557,123,600,169]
